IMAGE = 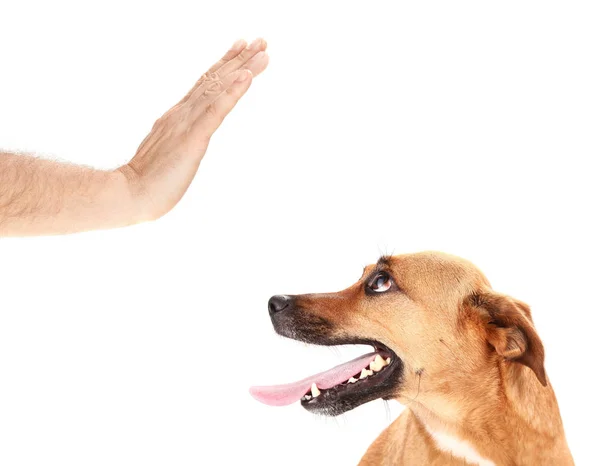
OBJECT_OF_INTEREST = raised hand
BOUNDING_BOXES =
[120,38,269,221]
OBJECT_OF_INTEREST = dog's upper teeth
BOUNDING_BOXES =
[370,354,386,372]
[385,357,391,365]
[302,394,312,401]
[359,368,374,379]
[311,383,321,397]
[348,377,358,383]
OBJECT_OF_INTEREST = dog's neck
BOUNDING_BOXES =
[406,363,573,466]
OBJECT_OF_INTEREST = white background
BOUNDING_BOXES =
[0,1,598,464]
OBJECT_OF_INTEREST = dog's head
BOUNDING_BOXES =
[251,251,546,416]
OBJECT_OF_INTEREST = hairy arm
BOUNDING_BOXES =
[0,38,269,237]
[0,153,136,236]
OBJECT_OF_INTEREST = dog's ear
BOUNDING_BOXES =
[468,292,547,386]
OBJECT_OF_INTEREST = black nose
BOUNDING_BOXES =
[268,295,293,316]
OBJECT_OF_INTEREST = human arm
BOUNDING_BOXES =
[0,38,268,236]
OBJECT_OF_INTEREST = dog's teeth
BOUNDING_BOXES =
[302,394,312,401]
[311,383,321,397]
[360,368,374,379]
[385,357,391,365]
[370,354,386,372]
[348,377,358,384]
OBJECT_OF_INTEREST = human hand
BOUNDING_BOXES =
[119,38,269,221]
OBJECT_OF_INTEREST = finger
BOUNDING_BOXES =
[193,70,253,136]
[242,51,269,79]
[187,69,249,118]
[215,38,267,78]
[208,39,248,74]
[179,39,247,104]
[197,49,267,102]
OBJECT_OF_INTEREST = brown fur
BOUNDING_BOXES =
[293,252,573,465]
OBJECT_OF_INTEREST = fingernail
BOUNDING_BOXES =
[249,38,263,51]
[231,39,245,50]
[254,51,267,61]
[236,70,251,82]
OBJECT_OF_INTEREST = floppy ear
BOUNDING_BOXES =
[470,292,547,386]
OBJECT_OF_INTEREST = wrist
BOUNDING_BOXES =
[109,166,151,226]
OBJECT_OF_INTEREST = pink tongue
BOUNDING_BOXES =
[249,352,376,407]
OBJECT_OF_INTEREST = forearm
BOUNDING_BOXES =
[0,152,140,236]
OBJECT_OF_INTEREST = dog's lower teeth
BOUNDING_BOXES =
[301,355,393,401]
[359,368,374,379]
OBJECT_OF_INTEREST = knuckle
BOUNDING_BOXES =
[162,104,179,118]
[205,80,224,95]
[204,104,218,117]
[153,117,168,131]
[188,73,210,94]
[195,72,221,96]
[151,119,162,131]
[201,71,218,82]
[160,105,182,125]
[205,71,219,83]
[235,50,249,63]
[197,73,208,85]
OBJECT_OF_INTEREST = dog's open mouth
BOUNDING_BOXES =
[250,342,402,415]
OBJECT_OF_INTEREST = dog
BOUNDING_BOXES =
[250,251,574,465]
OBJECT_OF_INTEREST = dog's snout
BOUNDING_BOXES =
[268,295,293,316]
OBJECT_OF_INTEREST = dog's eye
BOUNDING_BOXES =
[369,272,392,293]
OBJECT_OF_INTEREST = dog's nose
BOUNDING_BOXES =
[268,295,293,316]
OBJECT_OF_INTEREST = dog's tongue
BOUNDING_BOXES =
[249,352,377,406]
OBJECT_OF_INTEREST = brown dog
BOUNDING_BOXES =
[250,251,574,465]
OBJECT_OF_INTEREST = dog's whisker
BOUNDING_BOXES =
[383,399,391,423]
[406,369,423,406]
[438,338,462,365]
[328,345,342,360]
